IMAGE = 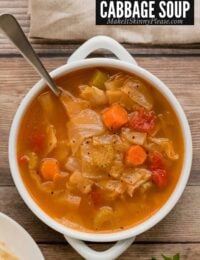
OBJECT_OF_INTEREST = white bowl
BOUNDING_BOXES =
[9,36,192,260]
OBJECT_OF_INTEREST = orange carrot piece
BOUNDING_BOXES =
[102,104,128,130]
[125,145,147,166]
[40,158,60,181]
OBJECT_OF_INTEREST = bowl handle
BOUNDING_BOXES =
[64,235,135,260]
[67,35,137,65]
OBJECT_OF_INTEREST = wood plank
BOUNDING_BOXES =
[39,243,200,260]
[0,186,199,243]
[0,0,200,55]
[0,57,199,185]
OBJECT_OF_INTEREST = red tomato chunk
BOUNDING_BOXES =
[149,151,167,188]
[129,108,156,133]
[152,169,167,188]
[149,151,165,171]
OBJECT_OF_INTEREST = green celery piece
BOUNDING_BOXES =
[89,70,108,89]
[161,255,172,260]
[150,253,180,260]
[173,253,180,260]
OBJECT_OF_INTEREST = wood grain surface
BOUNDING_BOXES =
[0,1,200,259]
[0,0,200,56]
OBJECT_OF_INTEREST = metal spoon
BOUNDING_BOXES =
[0,14,61,96]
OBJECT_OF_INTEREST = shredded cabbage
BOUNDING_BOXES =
[121,128,147,145]
[67,109,105,154]
[149,137,179,160]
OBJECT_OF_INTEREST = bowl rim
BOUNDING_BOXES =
[9,58,192,242]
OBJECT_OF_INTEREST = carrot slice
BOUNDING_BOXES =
[125,145,147,166]
[40,158,60,181]
[102,104,128,130]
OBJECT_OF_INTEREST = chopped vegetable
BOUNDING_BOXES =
[139,181,153,193]
[121,128,147,145]
[106,89,139,111]
[45,124,57,155]
[40,158,60,181]
[93,134,129,153]
[152,169,167,188]
[149,151,165,171]
[68,171,93,194]
[60,90,89,118]
[125,145,147,166]
[122,168,152,196]
[64,193,81,209]
[65,156,80,172]
[105,73,129,90]
[129,108,156,134]
[79,139,105,179]
[92,144,115,168]
[67,109,105,154]
[102,104,128,130]
[80,86,108,106]
[122,80,153,110]
[109,160,124,178]
[149,151,168,189]
[149,137,179,160]
[97,180,126,197]
[89,69,109,89]
[52,140,70,162]
[106,89,122,104]
[94,206,114,229]
[40,181,54,193]
[27,152,39,170]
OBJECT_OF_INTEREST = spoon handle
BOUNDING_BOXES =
[0,14,60,96]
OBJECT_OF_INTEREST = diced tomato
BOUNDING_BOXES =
[129,108,156,133]
[19,155,29,165]
[91,191,102,206]
[29,131,45,153]
[149,151,165,171]
[152,169,167,188]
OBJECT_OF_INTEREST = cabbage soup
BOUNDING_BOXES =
[17,68,184,232]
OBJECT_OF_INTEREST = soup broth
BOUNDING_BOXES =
[17,68,184,232]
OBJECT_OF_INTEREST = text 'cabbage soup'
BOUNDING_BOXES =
[17,68,184,232]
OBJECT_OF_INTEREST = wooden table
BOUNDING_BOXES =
[1,1,200,259]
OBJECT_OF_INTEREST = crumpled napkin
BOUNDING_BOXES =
[29,0,200,43]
